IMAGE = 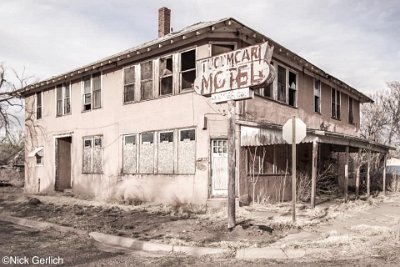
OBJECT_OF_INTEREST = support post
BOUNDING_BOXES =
[355,152,360,198]
[292,116,296,222]
[383,154,387,195]
[311,140,318,208]
[344,146,349,202]
[227,100,236,229]
[367,151,371,198]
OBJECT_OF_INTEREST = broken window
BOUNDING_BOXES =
[56,83,71,116]
[36,92,42,119]
[254,83,273,99]
[124,66,135,103]
[178,129,196,174]
[141,61,153,100]
[331,88,341,119]
[288,71,297,107]
[82,73,101,111]
[348,96,354,124]
[139,132,154,173]
[211,43,235,56]
[277,65,286,103]
[314,79,321,113]
[122,134,137,174]
[160,56,173,96]
[158,131,174,174]
[180,49,196,91]
[82,136,103,174]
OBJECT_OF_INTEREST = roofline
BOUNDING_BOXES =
[16,17,373,103]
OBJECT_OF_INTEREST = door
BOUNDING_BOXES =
[55,137,72,191]
[211,140,228,196]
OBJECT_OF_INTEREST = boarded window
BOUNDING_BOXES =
[178,129,196,174]
[160,57,173,96]
[348,96,354,124]
[314,79,321,113]
[277,65,286,102]
[124,66,135,102]
[180,49,196,91]
[211,43,235,56]
[288,71,297,107]
[123,134,137,174]
[158,131,174,174]
[139,132,154,173]
[141,61,153,100]
[36,92,42,119]
[83,136,103,174]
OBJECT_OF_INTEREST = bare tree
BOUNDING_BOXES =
[247,146,267,206]
[0,64,34,143]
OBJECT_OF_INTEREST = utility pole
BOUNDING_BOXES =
[292,115,296,222]
[227,100,236,229]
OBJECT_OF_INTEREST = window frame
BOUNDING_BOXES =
[331,88,341,119]
[210,41,237,57]
[56,82,71,117]
[81,72,102,112]
[287,69,298,107]
[36,92,43,120]
[348,96,354,124]
[179,47,197,92]
[314,79,321,114]
[179,128,196,141]
[159,55,174,97]
[140,60,154,101]
[123,65,136,103]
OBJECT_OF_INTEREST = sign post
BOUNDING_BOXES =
[194,42,275,229]
[282,116,306,223]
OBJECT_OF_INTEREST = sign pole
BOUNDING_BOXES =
[292,115,296,223]
[227,100,236,229]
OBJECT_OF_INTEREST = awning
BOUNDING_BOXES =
[28,147,43,157]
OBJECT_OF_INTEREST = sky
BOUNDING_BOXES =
[0,0,399,95]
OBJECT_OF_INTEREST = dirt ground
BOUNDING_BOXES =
[1,186,400,265]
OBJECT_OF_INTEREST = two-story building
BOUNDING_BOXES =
[19,8,390,206]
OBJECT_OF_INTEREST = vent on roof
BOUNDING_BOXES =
[158,7,171,38]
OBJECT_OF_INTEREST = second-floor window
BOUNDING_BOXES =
[83,73,101,111]
[141,61,153,100]
[314,79,321,113]
[180,49,196,91]
[159,56,173,96]
[56,83,71,116]
[124,66,135,103]
[288,70,297,107]
[348,96,354,124]
[331,88,341,119]
[36,92,42,120]
[277,65,286,102]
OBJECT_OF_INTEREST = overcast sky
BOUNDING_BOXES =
[1,0,399,95]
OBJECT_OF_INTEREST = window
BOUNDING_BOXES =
[288,71,297,107]
[254,83,273,99]
[28,147,44,165]
[211,43,235,56]
[349,96,354,124]
[158,131,174,174]
[122,134,137,174]
[82,136,103,173]
[56,83,71,116]
[141,61,153,100]
[331,88,341,119]
[277,65,286,102]
[159,56,173,96]
[124,66,135,103]
[178,129,196,174]
[180,49,196,91]
[36,92,42,119]
[314,79,321,113]
[82,73,101,111]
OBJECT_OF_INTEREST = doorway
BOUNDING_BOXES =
[211,139,228,196]
[55,136,72,192]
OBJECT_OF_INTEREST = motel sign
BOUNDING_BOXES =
[194,42,274,96]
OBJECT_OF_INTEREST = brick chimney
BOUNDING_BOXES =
[158,7,171,38]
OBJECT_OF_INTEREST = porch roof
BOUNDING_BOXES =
[238,120,393,154]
